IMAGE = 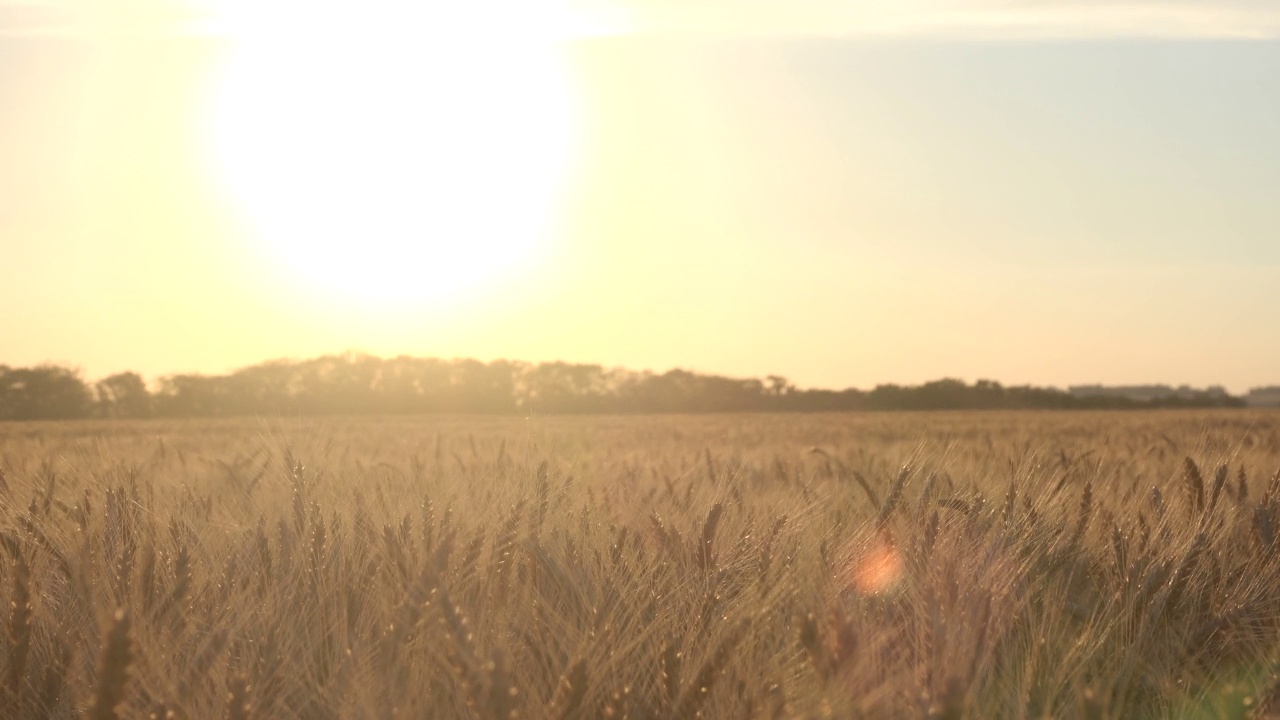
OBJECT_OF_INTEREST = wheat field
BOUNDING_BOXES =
[2,410,1280,718]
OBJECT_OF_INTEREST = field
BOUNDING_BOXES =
[2,410,1280,719]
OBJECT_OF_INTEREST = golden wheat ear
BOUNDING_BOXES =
[4,552,32,708]
[89,608,133,720]
[226,675,251,720]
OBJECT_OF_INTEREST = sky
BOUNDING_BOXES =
[1,0,1278,393]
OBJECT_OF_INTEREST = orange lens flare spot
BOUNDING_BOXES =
[849,542,903,595]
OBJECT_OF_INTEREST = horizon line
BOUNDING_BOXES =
[7,352,1276,397]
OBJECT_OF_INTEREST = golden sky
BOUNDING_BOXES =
[2,1,1279,392]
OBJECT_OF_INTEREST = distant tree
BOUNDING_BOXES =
[867,384,907,411]
[225,360,300,414]
[0,365,92,420]
[972,379,1005,407]
[452,358,521,413]
[95,372,152,418]
[31,355,1245,418]
[917,378,970,409]
[154,374,226,417]
[765,375,794,397]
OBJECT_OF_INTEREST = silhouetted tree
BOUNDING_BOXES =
[95,372,152,418]
[0,365,92,420]
[2,354,1245,420]
[765,375,794,397]
[155,374,226,417]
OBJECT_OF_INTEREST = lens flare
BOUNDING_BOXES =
[849,540,903,595]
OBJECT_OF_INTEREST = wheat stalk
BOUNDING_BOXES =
[89,608,133,720]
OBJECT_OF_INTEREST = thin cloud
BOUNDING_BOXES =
[1,0,1277,38]
[868,2,1280,40]
[0,0,209,36]
[0,2,74,35]
[0,1,627,38]
[608,0,1280,39]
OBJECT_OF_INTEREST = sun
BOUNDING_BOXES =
[205,6,581,308]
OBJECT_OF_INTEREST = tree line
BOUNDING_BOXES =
[0,353,1245,421]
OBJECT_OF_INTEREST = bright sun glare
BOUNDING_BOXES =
[207,5,581,308]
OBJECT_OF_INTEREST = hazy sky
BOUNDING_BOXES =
[2,1,1278,392]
